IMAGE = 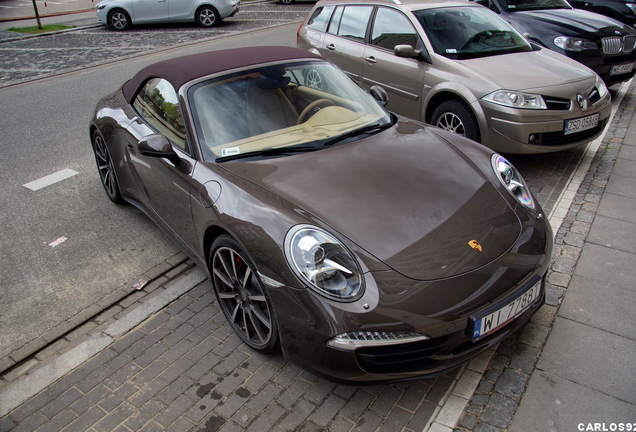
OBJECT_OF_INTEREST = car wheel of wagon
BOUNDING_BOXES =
[431,100,480,142]
[210,235,280,353]
[92,130,123,203]
[108,9,131,30]
[196,6,219,27]
[280,0,295,4]
[305,68,323,90]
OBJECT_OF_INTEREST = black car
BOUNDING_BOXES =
[569,0,636,27]
[473,0,636,85]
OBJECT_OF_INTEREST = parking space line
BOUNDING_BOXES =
[23,168,79,191]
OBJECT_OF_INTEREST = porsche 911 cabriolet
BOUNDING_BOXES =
[90,46,553,383]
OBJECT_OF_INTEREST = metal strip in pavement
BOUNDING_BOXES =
[424,76,633,432]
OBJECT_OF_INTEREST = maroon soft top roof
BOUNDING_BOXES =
[122,46,322,103]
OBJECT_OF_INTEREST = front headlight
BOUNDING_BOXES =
[482,90,547,109]
[554,36,598,51]
[596,75,608,100]
[492,155,535,211]
[285,225,363,301]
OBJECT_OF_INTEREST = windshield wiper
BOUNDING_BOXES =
[215,145,319,163]
[323,120,394,147]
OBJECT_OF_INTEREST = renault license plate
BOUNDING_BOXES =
[470,279,541,341]
[564,113,599,135]
[610,63,634,75]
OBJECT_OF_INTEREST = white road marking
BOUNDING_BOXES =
[23,168,79,191]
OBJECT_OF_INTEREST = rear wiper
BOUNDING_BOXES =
[215,145,319,162]
[323,120,393,147]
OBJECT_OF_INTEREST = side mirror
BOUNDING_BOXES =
[369,85,389,107]
[138,134,181,166]
[394,44,431,64]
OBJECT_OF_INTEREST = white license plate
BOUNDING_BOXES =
[610,62,634,75]
[471,280,541,341]
[564,113,599,135]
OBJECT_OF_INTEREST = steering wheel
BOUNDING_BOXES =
[297,99,335,124]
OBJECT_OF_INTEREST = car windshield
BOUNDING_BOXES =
[415,6,534,59]
[187,60,392,161]
[501,0,572,11]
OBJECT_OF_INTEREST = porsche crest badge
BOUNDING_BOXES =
[468,240,483,252]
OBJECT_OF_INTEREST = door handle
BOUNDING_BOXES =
[326,44,336,51]
[365,56,377,64]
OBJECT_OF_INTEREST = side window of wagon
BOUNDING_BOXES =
[306,5,335,31]
[371,7,419,51]
[328,5,373,42]
[133,78,187,151]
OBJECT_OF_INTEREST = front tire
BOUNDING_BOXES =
[92,130,123,204]
[196,6,219,27]
[209,235,280,353]
[431,100,480,142]
[107,9,131,30]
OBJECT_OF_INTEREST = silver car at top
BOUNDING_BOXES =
[297,0,613,154]
[95,0,240,30]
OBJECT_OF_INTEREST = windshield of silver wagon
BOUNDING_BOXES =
[414,6,533,59]
[187,60,392,161]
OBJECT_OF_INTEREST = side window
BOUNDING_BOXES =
[306,5,335,31]
[132,78,187,151]
[329,5,373,41]
[327,6,344,35]
[371,8,419,51]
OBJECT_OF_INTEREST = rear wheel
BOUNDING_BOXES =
[209,235,280,353]
[108,9,131,30]
[431,100,480,142]
[92,130,123,203]
[196,6,219,27]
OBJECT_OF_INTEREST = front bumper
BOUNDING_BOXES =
[479,95,612,154]
[270,209,553,383]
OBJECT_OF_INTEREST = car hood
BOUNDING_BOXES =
[219,121,521,281]
[459,49,594,92]
[513,8,632,37]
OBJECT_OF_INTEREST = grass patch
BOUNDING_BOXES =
[7,24,74,34]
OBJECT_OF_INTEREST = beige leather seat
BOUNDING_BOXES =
[246,76,298,135]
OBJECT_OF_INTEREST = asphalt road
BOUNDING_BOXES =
[0,2,621,368]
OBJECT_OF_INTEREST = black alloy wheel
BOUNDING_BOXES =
[431,100,481,142]
[196,6,219,27]
[92,130,123,203]
[108,9,131,30]
[210,235,280,353]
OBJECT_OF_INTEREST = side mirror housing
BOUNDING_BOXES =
[138,134,181,167]
[369,85,389,107]
[394,44,431,64]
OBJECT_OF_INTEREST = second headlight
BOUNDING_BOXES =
[285,226,363,301]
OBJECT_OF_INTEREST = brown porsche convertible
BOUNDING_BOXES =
[90,46,553,383]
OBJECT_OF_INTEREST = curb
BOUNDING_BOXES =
[0,268,209,417]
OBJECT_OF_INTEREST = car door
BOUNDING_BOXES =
[362,6,427,121]
[126,78,199,253]
[167,0,196,20]
[319,5,374,85]
[132,0,170,23]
